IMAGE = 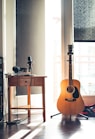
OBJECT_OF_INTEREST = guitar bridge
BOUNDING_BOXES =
[65,98,76,102]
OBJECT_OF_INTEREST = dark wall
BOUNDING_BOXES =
[16,0,45,95]
[16,0,45,71]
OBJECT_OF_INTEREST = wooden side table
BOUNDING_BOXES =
[7,75,46,122]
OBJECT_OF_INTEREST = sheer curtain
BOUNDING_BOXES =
[45,0,74,114]
[45,0,61,113]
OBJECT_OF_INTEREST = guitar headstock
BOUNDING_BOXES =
[67,45,73,55]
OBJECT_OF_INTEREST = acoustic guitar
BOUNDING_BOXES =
[57,45,84,115]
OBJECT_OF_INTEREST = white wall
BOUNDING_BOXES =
[2,0,16,73]
[5,0,16,73]
[2,0,16,114]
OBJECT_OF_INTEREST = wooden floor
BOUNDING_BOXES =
[0,111,95,139]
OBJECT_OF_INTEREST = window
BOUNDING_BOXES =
[74,0,95,96]
[74,0,95,42]
[74,42,95,96]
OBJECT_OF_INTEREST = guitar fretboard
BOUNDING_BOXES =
[68,45,73,86]
[69,62,73,85]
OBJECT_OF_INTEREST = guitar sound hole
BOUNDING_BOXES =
[67,85,75,93]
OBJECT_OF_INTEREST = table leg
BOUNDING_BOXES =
[27,86,31,117]
[42,82,46,122]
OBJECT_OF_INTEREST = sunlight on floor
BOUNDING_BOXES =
[24,128,42,139]
[8,129,30,139]
[8,122,45,139]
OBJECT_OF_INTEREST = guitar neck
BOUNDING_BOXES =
[69,54,73,85]
[69,65,72,85]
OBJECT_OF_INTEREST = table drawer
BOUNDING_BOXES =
[18,78,31,86]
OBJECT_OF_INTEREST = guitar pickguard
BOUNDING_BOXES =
[73,87,79,99]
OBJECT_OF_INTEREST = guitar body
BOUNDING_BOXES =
[57,79,84,115]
